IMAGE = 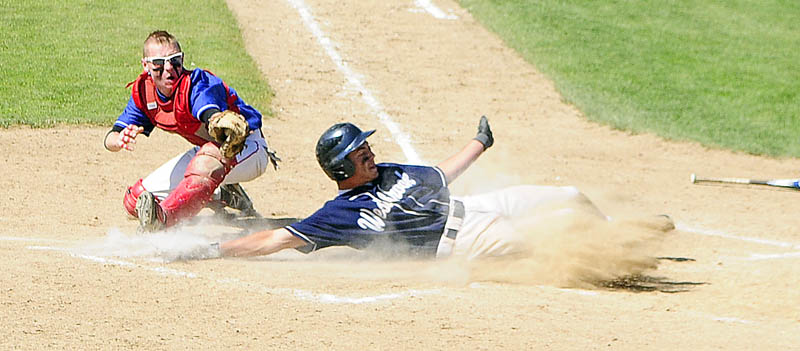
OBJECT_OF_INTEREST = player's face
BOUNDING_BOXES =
[347,141,378,182]
[142,42,184,96]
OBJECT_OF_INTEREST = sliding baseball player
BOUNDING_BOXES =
[212,116,664,260]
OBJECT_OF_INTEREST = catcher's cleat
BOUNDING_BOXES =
[136,191,165,233]
[218,184,259,217]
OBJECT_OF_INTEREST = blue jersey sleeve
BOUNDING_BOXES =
[114,97,156,136]
[285,200,363,253]
[189,70,262,130]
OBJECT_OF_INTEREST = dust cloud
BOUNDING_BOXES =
[72,216,246,262]
[437,160,672,289]
[72,227,220,262]
[461,212,669,288]
[306,210,670,289]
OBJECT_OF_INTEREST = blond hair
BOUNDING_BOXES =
[142,30,182,57]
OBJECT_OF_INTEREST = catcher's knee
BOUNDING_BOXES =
[123,178,147,217]
[184,143,232,185]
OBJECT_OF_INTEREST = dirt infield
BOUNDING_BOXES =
[2,0,800,349]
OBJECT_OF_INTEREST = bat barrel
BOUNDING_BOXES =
[691,174,800,189]
[693,176,754,185]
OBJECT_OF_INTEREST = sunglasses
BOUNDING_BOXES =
[144,52,184,67]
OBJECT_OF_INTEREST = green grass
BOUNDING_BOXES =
[0,0,272,128]
[4,1,799,157]
[460,0,800,157]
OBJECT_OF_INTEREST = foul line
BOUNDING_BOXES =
[294,288,439,304]
[0,236,67,243]
[286,0,422,164]
[413,0,458,20]
[676,223,800,250]
[745,251,800,261]
[712,316,754,324]
[26,244,438,305]
[28,246,198,278]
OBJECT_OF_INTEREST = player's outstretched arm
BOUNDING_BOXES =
[436,116,493,184]
[104,125,144,152]
[220,228,307,257]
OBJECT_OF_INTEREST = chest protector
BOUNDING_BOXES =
[128,70,240,146]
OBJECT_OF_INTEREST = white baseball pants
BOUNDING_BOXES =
[141,131,270,201]
[439,185,607,260]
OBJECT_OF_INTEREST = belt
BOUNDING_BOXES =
[436,199,465,258]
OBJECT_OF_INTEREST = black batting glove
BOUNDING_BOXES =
[473,115,494,150]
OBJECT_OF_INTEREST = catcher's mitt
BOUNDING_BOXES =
[208,110,249,159]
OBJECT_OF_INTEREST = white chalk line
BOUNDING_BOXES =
[413,0,458,20]
[286,0,422,164]
[0,236,68,243]
[28,245,198,278]
[294,288,440,304]
[745,251,800,261]
[676,223,800,250]
[25,244,438,305]
[676,223,800,261]
[712,316,754,324]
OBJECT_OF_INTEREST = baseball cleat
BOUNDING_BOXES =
[639,214,675,232]
[136,191,165,233]
[219,184,259,217]
[616,214,675,232]
[653,214,675,232]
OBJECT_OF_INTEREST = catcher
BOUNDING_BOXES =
[213,117,669,260]
[104,30,279,232]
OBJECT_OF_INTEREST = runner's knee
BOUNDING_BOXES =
[558,186,605,218]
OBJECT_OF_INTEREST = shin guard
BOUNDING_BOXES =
[123,178,147,218]
[159,143,236,227]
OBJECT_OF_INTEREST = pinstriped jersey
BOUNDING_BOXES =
[286,163,451,257]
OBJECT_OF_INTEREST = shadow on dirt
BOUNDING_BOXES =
[600,256,706,293]
[601,275,706,293]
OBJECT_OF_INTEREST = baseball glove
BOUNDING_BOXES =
[208,110,249,159]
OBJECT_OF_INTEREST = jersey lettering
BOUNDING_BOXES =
[357,208,385,231]
[287,164,450,256]
[376,172,416,203]
[356,172,417,232]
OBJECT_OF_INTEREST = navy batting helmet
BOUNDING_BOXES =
[315,123,375,181]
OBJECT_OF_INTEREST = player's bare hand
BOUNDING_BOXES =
[117,125,144,151]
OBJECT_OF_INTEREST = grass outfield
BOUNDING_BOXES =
[3,1,798,157]
[0,0,272,127]
[460,0,800,157]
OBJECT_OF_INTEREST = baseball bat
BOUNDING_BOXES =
[690,173,800,190]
